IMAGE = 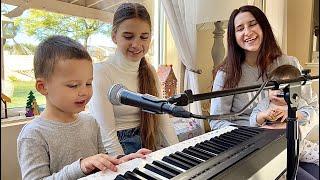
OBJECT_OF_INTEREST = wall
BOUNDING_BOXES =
[163,21,181,92]
[1,119,31,180]
[287,0,314,67]
[196,31,215,94]
[196,0,248,24]
[265,0,287,53]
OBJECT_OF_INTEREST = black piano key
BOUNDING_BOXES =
[132,168,158,180]
[222,132,247,142]
[152,160,182,175]
[210,137,234,148]
[231,129,252,136]
[175,151,203,164]
[238,126,262,134]
[124,171,142,180]
[189,146,216,157]
[220,133,245,143]
[233,129,256,137]
[144,163,175,179]
[237,128,258,136]
[182,148,210,160]
[204,140,228,151]
[170,153,199,167]
[162,156,191,170]
[216,136,238,145]
[115,174,127,180]
[202,140,226,152]
[231,130,253,138]
[195,143,221,154]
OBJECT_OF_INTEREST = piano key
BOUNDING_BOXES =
[189,146,217,157]
[155,159,187,172]
[152,160,182,175]
[195,143,221,155]
[202,140,226,152]
[175,151,204,164]
[233,129,256,137]
[144,163,176,179]
[132,168,159,180]
[182,148,210,160]
[231,130,254,139]
[115,174,127,180]
[211,137,234,148]
[162,156,191,170]
[221,132,247,142]
[220,133,245,143]
[170,153,199,167]
[123,171,143,180]
[238,126,262,134]
[216,136,238,145]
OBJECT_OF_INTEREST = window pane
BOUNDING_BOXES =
[2,1,160,117]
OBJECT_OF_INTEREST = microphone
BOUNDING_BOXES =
[108,84,205,119]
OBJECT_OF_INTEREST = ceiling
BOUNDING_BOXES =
[1,0,147,23]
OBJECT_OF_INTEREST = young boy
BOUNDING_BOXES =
[250,65,319,167]
[17,35,151,180]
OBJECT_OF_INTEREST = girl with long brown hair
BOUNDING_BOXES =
[209,5,318,130]
[89,3,178,156]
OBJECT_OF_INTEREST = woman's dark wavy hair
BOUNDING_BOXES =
[112,3,159,151]
[214,5,282,89]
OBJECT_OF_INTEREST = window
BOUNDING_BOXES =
[1,0,162,119]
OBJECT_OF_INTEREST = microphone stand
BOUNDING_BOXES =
[283,82,300,180]
[167,72,318,180]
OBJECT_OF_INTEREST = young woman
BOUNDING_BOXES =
[89,3,179,156]
[209,5,318,130]
[209,5,319,179]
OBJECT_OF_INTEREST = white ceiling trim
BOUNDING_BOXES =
[2,0,114,22]
[86,0,104,8]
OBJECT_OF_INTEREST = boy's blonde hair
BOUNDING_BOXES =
[33,35,92,80]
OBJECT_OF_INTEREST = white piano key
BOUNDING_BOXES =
[157,160,186,173]
[124,171,147,180]
[139,167,170,180]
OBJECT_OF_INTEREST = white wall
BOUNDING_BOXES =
[1,119,31,180]
[196,0,248,23]
[265,0,287,53]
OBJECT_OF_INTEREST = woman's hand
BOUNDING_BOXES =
[80,154,121,174]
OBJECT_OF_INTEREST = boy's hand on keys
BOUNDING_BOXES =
[80,153,121,174]
[119,148,152,163]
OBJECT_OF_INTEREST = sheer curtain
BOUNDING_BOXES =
[160,0,204,131]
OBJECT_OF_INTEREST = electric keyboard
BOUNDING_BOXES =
[80,125,286,180]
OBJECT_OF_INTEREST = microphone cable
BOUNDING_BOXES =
[206,80,270,121]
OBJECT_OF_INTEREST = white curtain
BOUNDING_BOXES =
[160,0,204,132]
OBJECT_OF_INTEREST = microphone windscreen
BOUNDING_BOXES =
[108,84,126,105]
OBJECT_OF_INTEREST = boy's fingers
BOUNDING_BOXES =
[104,155,121,165]
[95,158,117,172]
